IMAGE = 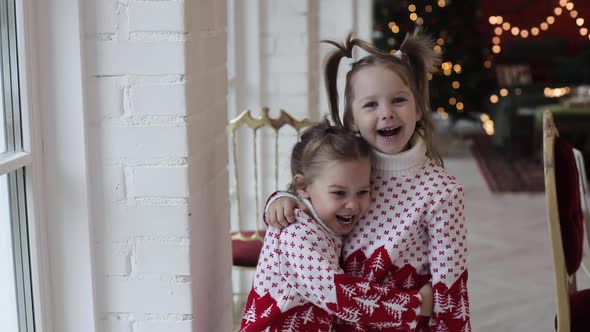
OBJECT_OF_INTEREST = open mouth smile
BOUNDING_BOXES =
[377,126,401,137]
[336,215,355,225]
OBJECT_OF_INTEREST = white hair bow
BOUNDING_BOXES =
[337,57,356,120]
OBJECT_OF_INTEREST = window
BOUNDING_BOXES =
[1,0,35,331]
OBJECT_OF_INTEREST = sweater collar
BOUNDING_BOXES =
[300,198,340,238]
[371,133,428,172]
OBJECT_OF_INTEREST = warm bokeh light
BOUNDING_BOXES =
[500,88,508,96]
[496,16,504,24]
[425,5,433,13]
[388,22,396,29]
[492,45,501,54]
[433,45,442,53]
[416,17,424,25]
[438,0,446,8]
[449,97,457,105]
[577,18,585,26]
[453,64,462,73]
[545,86,571,98]
[490,95,499,103]
[544,86,571,98]
[441,61,452,70]
[531,27,540,36]
[489,16,497,25]
[566,2,574,11]
[581,28,588,36]
[555,7,563,16]
[443,69,452,76]
[540,22,549,30]
[456,102,464,111]
[408,4,416,12]
[571,10,578,18]
[483,120,495,136]
[480,114,490,122]
[492,36,501,44]
[502,22,511,30]
[437,107,445,113]
[484,60,492,68]
[559,0,568,7]
[452,81,460,89]
[410,13,418,21]
[427,73,433,80]
[437,38,445,46]
[520,30,529,38]
[511,27,520,35]
[392,25,400,33]
[547,16,555,24]
[494,27,503,35]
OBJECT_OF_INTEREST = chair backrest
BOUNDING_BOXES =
[543,110,586,331]
[227,108,314,242]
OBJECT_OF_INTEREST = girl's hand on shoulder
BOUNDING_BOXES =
[265,197,309,229]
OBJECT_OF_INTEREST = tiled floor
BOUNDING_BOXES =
[233,117,590,331]
[441,118,590,331]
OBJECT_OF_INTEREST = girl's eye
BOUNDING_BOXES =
[358,190,370,197]
[392,97,407,104]
[363,101,377,109]
[331,191,346,197]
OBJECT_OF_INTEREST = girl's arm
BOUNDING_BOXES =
[264,191,308,228]
[427,185,471,331]
[277,211,425,331]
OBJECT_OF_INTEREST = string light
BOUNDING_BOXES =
[480,114,495,136]
[488,1,588,54]
[544,86,571,98]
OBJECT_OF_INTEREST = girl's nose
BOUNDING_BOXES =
[345,199,359,212]
[380,105,395,120]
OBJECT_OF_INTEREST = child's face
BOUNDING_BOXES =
[350,65,421,155]
[298,159,371,236]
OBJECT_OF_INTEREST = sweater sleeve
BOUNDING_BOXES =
[279,211,424,331]
[427,185,471,331]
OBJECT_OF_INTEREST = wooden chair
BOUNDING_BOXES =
[227,108,314,319]
[543,110,590,332]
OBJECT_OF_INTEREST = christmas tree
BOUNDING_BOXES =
[373,0,491,122]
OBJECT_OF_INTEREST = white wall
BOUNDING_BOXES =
[31,0,231,331]
[83,0,232,331]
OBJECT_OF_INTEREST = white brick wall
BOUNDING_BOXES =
[83,0,231,331]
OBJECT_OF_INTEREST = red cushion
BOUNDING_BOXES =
[231,231,265,267]
[554,137,584,275]
[570,288,590,332]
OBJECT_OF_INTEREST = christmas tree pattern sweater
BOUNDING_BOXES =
[240,199,425,332]
[263,136,471,331]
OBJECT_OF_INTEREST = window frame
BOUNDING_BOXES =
[1,0,35,331]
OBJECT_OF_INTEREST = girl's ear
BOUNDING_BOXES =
[293,174,310,198]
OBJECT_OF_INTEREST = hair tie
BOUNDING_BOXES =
[393,49,404,60]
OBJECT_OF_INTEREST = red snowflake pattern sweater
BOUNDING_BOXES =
[240,200,424,332]
[264,136,471,332]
